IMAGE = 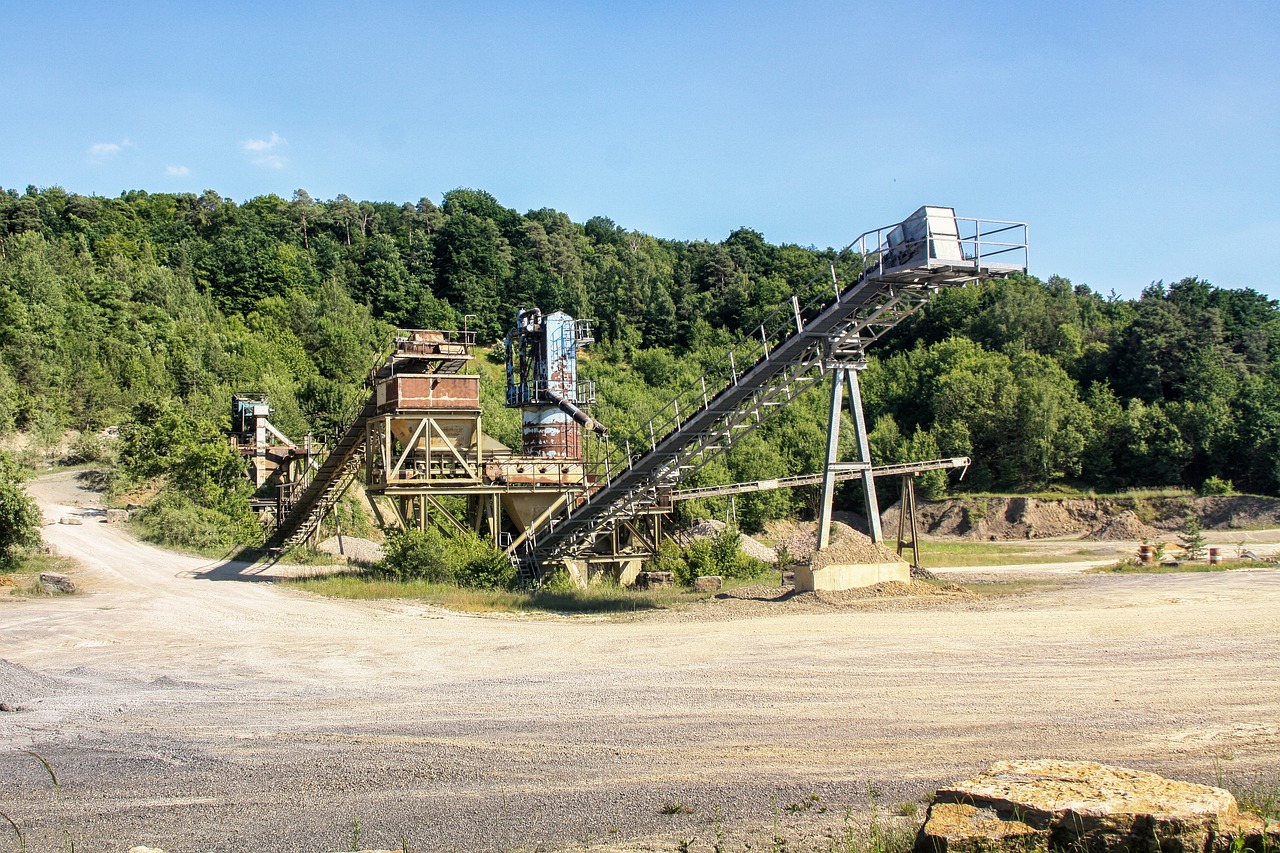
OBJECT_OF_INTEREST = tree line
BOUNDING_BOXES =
[1,184,1276,543]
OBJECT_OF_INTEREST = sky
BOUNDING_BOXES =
[3,0,1278,299]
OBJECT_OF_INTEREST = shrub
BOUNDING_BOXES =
[381,527,515,590]
[1178,514,1207,560]
[0,452,41,569]
[1199,476,1234,496]
[382,528,457,583]
[66,431,116,465]
[131,489,259,552]
[661,527,767,587]
[0,481,41,568]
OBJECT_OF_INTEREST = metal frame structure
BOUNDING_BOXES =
[263,207,1026,580]
[523,208,1026,570]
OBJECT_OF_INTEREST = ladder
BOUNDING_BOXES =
[267,397,376,552]
[524,209,1026,570]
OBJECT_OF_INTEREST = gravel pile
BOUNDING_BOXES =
[314,535,384,564]
[0,658,63,706]
[739,536,778,564]
[678,519,778,564]
[770,520,900,566]
[810,531,904,568]
[1083,511,1161,541]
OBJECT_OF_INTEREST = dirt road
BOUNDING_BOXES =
[3,471,1279,852]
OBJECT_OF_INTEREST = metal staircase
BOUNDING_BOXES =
[266,397,376,552]
[523,208,1026,570]
[264,330,477,553]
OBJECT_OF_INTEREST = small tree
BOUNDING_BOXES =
[0,470,41,568]
[1178,514,1207,561]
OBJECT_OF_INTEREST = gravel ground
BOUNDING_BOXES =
[315,534,385,564]
[2,470,1279,852]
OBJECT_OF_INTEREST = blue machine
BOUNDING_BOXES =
[505,308,603,458]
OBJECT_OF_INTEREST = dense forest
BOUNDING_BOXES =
[1,184,1278,545]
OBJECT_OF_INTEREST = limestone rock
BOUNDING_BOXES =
[693,575,723,592]
[39,572,76,593]
[916,760,1269,853]
[58,515,83,525]
[917,802,1048,853]
[105,508,130,523]
[633,571,675,589]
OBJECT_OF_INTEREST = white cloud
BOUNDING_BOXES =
[243,131,285,152]
[252,154,288,169]
[166,165,191,176]
[88,139,132,163]
[243,131,288,168]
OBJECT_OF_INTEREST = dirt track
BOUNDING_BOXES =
[3,470,1279,852]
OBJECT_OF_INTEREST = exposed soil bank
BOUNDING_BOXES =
[881,494,1280,540]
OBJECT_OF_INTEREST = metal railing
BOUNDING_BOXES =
[581,216,1025,484]
[523,213,1025,560]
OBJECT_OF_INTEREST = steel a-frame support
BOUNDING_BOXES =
[816,362,883,550]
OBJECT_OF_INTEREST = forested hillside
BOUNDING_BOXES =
[2,184,1277,542]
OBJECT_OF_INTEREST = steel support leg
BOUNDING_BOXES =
[845,368,883,542]
[896,475,921,570]
[817,368,845,551]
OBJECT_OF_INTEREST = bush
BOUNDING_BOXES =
[382,528,456,583]
[0,452,41,569]
[131,489,259,552]
[66,431,116,465]
[1178,514,1207,560]
[1199,475,1234,496]
[0,481,41,569]
[656,527,767,587]
[381,527,516,590]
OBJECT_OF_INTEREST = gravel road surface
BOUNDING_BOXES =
[2,470,1278,852]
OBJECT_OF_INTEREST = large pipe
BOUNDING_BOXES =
[546,389,608,435]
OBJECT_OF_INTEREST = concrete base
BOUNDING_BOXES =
[561,559,589,589]
[793,560,909,592]
[615,558,643,587]
[559,559,644,589]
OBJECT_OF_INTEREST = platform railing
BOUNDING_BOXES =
[580,216,1026,489]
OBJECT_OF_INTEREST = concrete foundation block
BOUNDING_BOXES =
[793,560,909,591]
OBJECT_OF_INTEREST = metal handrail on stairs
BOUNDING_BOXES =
[522,211,1026,568]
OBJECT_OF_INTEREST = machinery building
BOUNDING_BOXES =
[236,206,1027,589]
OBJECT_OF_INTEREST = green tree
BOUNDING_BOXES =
[0,452,40,566]
[1178,514,1207,560]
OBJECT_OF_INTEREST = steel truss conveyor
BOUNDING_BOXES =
[523,207,1026,572]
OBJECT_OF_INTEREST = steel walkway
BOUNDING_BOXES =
[523,209,1026,570]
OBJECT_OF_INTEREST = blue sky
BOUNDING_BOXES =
[3,0,1278,299]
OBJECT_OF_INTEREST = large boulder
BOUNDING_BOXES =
[915,760,1274,853]
[39,572,76,593]
[633,571,675,590]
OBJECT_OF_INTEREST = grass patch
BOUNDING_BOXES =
[1217,768,1280,821]
[284,570,777,615]
[1089,559,1275,575]
[1233,777,1280,821]
[1,552,80,597]
[916,541,1100,567]
[955,578,1070,598]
